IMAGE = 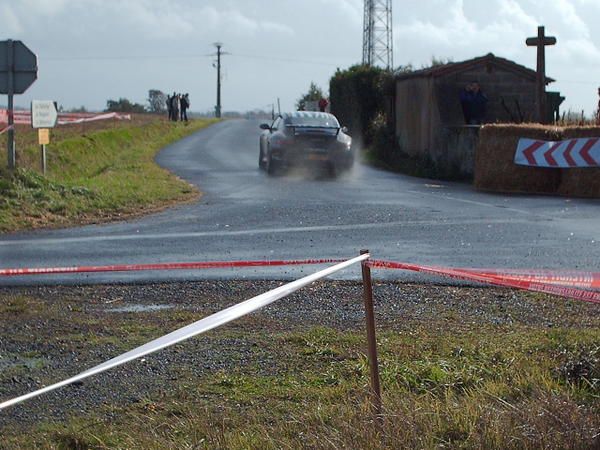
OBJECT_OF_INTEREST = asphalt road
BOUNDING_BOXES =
[1,119,598,285]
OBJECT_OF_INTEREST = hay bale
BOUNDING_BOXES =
[558,127,600,198]
[474,124,562,194]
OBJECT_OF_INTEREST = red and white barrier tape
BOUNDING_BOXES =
[0,109,131,126]
[0,124,13,135]
[2,258,598,304]
[0,254,369,410]
[0,258,345,277]
[368,260,600,305]
[461,268,600,290]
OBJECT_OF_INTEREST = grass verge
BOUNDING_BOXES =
[0,282,598,449]
[0,116,217,232]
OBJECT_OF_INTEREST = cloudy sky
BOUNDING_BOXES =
[1,0,599,115]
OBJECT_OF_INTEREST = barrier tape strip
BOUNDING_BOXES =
[368,260,600,304]
[461,268,600,290]
[5,258,597,292]
[0,109,131,126]
[0,254,369,410]
[0,124,13,135]
[0,258,345,277]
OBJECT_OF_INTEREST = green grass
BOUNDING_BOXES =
[0,118,217,232]
[2,326,598,449]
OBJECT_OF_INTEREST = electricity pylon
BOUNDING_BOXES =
[362,0,393,70]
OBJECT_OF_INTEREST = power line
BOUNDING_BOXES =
[40,54,213,61]
[39,52,347,66]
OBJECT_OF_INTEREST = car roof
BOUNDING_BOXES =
[283,111,336,120]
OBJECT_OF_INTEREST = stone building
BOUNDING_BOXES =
[394,53,564,178]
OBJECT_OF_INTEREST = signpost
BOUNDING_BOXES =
[0,40,38,169]
[31,100,57,175]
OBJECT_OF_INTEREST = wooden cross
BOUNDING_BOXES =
[526,26,557,124]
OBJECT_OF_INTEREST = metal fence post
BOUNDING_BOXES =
[360,249,383,426]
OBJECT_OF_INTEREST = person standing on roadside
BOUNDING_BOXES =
[597,87,600,125]
[166,94,173,120]
[171,92,179,122]
[180,93,190,122]
[318,97,329,112]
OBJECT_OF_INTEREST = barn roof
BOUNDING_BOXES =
[396,53,555,84]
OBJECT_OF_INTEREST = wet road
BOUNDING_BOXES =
[1,119,599,285]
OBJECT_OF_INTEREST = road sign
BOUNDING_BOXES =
[38,128,50,145]
[515,138,600,168]
[0,40,37,94]
[0,39,38,170]
[31,100,58,128]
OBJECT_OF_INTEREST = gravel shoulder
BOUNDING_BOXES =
[0,280,599,443]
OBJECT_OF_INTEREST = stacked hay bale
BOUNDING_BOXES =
[558,127,600,198]
[474,124,562,195]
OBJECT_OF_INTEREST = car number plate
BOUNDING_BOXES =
[308,154,328,161]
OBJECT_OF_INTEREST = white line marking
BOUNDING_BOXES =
[0,219,529,247]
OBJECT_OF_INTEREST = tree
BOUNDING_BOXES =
[148,89,167,113]
[105,98,146,113]
[295,82,325,111]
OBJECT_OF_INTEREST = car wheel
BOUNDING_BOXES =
[258,148,266,170]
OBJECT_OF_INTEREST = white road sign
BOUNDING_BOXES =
[31,100,58,128]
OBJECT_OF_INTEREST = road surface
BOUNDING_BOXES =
[1,119,598,285]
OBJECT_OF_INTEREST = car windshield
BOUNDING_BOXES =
[285,112,340,128]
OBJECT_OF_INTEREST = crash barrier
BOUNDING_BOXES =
[0,109,131,126]
[1,254,599,412]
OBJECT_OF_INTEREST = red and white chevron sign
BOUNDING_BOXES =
[515,137,600,168]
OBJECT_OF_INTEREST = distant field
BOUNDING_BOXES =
[0,115,218,232]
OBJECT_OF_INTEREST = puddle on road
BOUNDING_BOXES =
[105,304,175,313]
[0,355,44,373]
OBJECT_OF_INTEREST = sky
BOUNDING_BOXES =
[1,0,599,115]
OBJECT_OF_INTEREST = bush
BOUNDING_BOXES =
[329,65,393,147]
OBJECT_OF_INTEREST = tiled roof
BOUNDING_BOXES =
[396,53,555,84]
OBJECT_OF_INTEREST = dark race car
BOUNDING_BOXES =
[258,111,353,176]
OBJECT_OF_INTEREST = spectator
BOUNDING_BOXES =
[318,98,329,112]
[166,94,173,120]
[459,83,473,124]
[180,93,190,122]
[460,82,488,125]
[597,87,600,125]
[171,92,179,122]
[470,82,488,124]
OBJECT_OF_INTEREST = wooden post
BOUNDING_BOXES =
[6,39,15,170]
[526,26,557,124]
[40,144,46,175]
[360,249,383,426]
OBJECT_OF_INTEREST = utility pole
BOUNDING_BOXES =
[214,42,223,118]
[362,0,394,70]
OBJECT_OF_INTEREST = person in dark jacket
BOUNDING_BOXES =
[460,82,488,125]
[180,93,189,122]
[470,82,488,124]
[171,92,179,122]
[166,94,173,120]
